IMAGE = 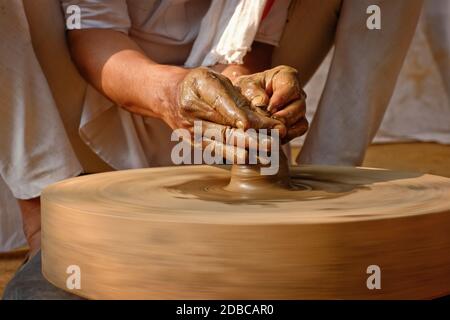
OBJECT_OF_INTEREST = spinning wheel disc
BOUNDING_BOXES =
[41,165,450,299]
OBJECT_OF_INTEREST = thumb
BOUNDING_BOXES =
[238,81,270,110]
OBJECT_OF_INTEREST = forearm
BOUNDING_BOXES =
[67,30,274,130]
[67,29,187,123]
[213,42,274,82]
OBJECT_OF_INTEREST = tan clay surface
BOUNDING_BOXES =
[41,164,450,299]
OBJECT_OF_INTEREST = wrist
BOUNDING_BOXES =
[144,65,189,126]
[162,65,189,111]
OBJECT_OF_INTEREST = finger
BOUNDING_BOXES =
[202,138,275,165]
[237,80,270,112]
[243,108,287,138]
[202,121,272,152]
[272,99,306,127]
[182,97,229,125]
[187,122,249,164]
[282,117,309,144]
[201,138,249,164]
[267,74,305,113]
[196,71,250,129]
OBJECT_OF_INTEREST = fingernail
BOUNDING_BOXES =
[253,96,265,106]
[236,120,245,129]
[267,104,277,114]
[272,115,286,125]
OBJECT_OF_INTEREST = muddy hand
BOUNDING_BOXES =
[170,67,286,162]
[234,65,309,144]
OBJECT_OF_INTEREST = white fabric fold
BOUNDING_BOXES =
[79,86,175,170]
[185,0,268,67]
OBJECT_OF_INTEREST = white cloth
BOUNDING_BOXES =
[61,0,289,63]
[375,2,450,144]
[0,0,83,199]
[185,0,268,67]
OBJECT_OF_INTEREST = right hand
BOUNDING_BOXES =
[166,67,286,162]
[234,65,308,144]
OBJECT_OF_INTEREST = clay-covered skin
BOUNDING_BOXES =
[176,67,286,133]
[225,150,291,193]
[235,65,309,143]
[173,67,288,161]
[168,66,309,163]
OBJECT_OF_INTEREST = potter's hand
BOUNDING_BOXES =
[66,29,285,157]
[168,67,284,133]
[167,67,286,162]
[234,65,308,143]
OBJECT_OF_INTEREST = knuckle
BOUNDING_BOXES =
[280,65,298,74]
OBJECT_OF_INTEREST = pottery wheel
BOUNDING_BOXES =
[41,165,450,299]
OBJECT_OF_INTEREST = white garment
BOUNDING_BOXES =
[375,3,450,144]
[61,0,288,61]
[185,0,268,67]
[0,0,81,251]
[295,0,424,165]
[0,0,83,199]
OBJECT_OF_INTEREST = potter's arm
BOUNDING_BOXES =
[68,29,186,124]
[67,28,289,162]
[67,29,282,132]
[67,29,306,143]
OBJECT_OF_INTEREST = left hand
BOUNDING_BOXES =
[234,65,309,144]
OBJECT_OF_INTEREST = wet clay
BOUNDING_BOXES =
[224,150,292,193]
[177,67,286,133]
[40,163,450,299]
[169,153,359,204]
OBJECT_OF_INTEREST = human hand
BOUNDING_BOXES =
[234,65,308,144]
[166,67,287,162]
